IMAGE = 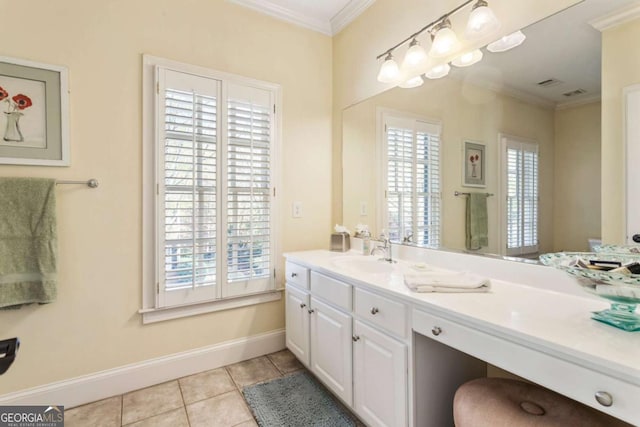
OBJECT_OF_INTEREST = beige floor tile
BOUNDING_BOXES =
[122,381,184,425]
[123,407,189,427]
[267,349,303,374]
[233,419,258,427]
[186,391,253,427]
[65,396,121,427]
[226,356,281,388]
[179,367,236,404]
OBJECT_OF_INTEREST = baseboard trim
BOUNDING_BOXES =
[0,329,285,408]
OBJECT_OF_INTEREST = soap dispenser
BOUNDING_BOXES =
[362,227,371,256]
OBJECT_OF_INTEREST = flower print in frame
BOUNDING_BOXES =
[0,56,69,166]
[463,140,486,188]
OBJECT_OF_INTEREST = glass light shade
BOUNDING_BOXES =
[377,54,401,83]
[399,76,424,89]
[452,49,483,67]
[425,63,451,79]
[429,26,459,58]
[402,40,428,70]
[487,30,526,53]
[464,3,500,40]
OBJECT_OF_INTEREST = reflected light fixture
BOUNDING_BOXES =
[487,30,526,52]
[429,19,460,58]
[399,75,424,89]
[464,0,500,40]
[402,39,428,70]
[377,53,401,83]
[425,63,451,79]
[452,49,483,67]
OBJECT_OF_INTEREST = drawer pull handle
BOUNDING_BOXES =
[291,273,298,278]
[308,309,315,314]
[370,307,379,315]
[595,391,613,407]
[352,335,360,342]
[300,303,306,309]
[431,326,442,336]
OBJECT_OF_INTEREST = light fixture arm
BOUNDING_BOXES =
[376,0,474,60]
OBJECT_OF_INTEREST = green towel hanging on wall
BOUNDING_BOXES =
[0,178,57,309]
[466,193,488,250]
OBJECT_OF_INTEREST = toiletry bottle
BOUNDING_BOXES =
[362,229,371,255]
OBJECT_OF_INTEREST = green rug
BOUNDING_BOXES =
[242,371,356,427]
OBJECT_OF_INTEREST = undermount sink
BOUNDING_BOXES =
[331,256,397,274]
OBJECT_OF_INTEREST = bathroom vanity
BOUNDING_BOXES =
[284,248,640,426]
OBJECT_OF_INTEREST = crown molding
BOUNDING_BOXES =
[555,94,601,111]
[589,2,640,32]
[331,0,376,35]
[227,0,332,36]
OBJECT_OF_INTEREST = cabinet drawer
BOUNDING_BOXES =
[286,262,309,289]
[355,287,407,338]
[310,271,352,311]
[413,309,640,425]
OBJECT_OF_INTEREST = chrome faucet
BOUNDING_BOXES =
[371,233,395,263]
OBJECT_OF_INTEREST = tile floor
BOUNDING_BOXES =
[65,349,313,427]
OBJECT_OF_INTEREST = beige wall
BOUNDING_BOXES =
[342,78,555,255]
[601,19,640,243]
[0,0,332,394]
[332,0,582,226]
[554,102,602,251]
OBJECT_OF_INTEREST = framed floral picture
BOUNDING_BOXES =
[463,140,486,187]
[0,56,69,166]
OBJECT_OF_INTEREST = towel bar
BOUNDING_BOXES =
[56,179,99,188]
[455,191,493,197]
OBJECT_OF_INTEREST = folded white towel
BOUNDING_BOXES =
[404,272,491,293]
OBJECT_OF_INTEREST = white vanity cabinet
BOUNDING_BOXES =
[285,283,310,366]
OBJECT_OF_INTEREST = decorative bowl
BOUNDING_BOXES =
[539,252,640,331]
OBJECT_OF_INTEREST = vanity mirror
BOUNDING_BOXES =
[341,0,633,258]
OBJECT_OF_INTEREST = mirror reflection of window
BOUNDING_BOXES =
[381,113,441,246]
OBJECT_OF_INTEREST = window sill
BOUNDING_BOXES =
[139,290,283,324]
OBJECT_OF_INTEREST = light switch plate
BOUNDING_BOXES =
[360,201,368,216]
[292,201,303,218]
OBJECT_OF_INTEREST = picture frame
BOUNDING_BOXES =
[462,140,486,187]
[0,56,69,166]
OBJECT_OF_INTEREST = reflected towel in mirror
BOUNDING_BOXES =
[404,271,491,293]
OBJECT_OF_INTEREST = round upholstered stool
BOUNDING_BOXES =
[453,378,606,427]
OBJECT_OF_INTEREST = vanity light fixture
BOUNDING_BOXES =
[402,39,429,70]
[452,49,483,67]
[429,19,460,58]
[425,63,451,79]
[399,75,425,89]
[464,0,500,40]
[487,30,526,53]
[377,53,401,84]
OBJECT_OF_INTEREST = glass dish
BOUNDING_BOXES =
[539,252,640,331]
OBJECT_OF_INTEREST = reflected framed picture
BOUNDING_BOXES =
[0,56,69,166]
[463,140,486,187]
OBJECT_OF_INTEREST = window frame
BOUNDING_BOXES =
[499,133,539,256]
[376,108,442,247]
[142,55,282,323]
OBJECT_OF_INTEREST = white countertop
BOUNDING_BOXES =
[284,250,640,387]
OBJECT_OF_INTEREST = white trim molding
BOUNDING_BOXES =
[331,0,376,35]
[589,2,640,32]
[0,329,285,409]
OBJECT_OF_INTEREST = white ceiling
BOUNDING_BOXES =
[450,0,640,107]
[226,0,375,35]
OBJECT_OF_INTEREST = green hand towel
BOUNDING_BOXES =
[466,193,488,250]
[0,178,57,309]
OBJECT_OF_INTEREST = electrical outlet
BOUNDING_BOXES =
[292,201,303,218]
[360,201,368,216]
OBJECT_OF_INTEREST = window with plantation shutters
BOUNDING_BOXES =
[503,136,538,256]
[146,61,280,312]
[383,114,441,247]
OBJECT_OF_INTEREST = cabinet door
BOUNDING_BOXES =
[285,284,310,366]
[353,320,407,427]
[310,297,353,406]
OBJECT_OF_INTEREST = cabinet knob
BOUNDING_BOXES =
[431,326,442,336]
[291,272,298,278]
[352,335,360,342]
[370,307,379,315]
[595,391,613,407]
[300,303,306,309]
[308,309,315,314]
